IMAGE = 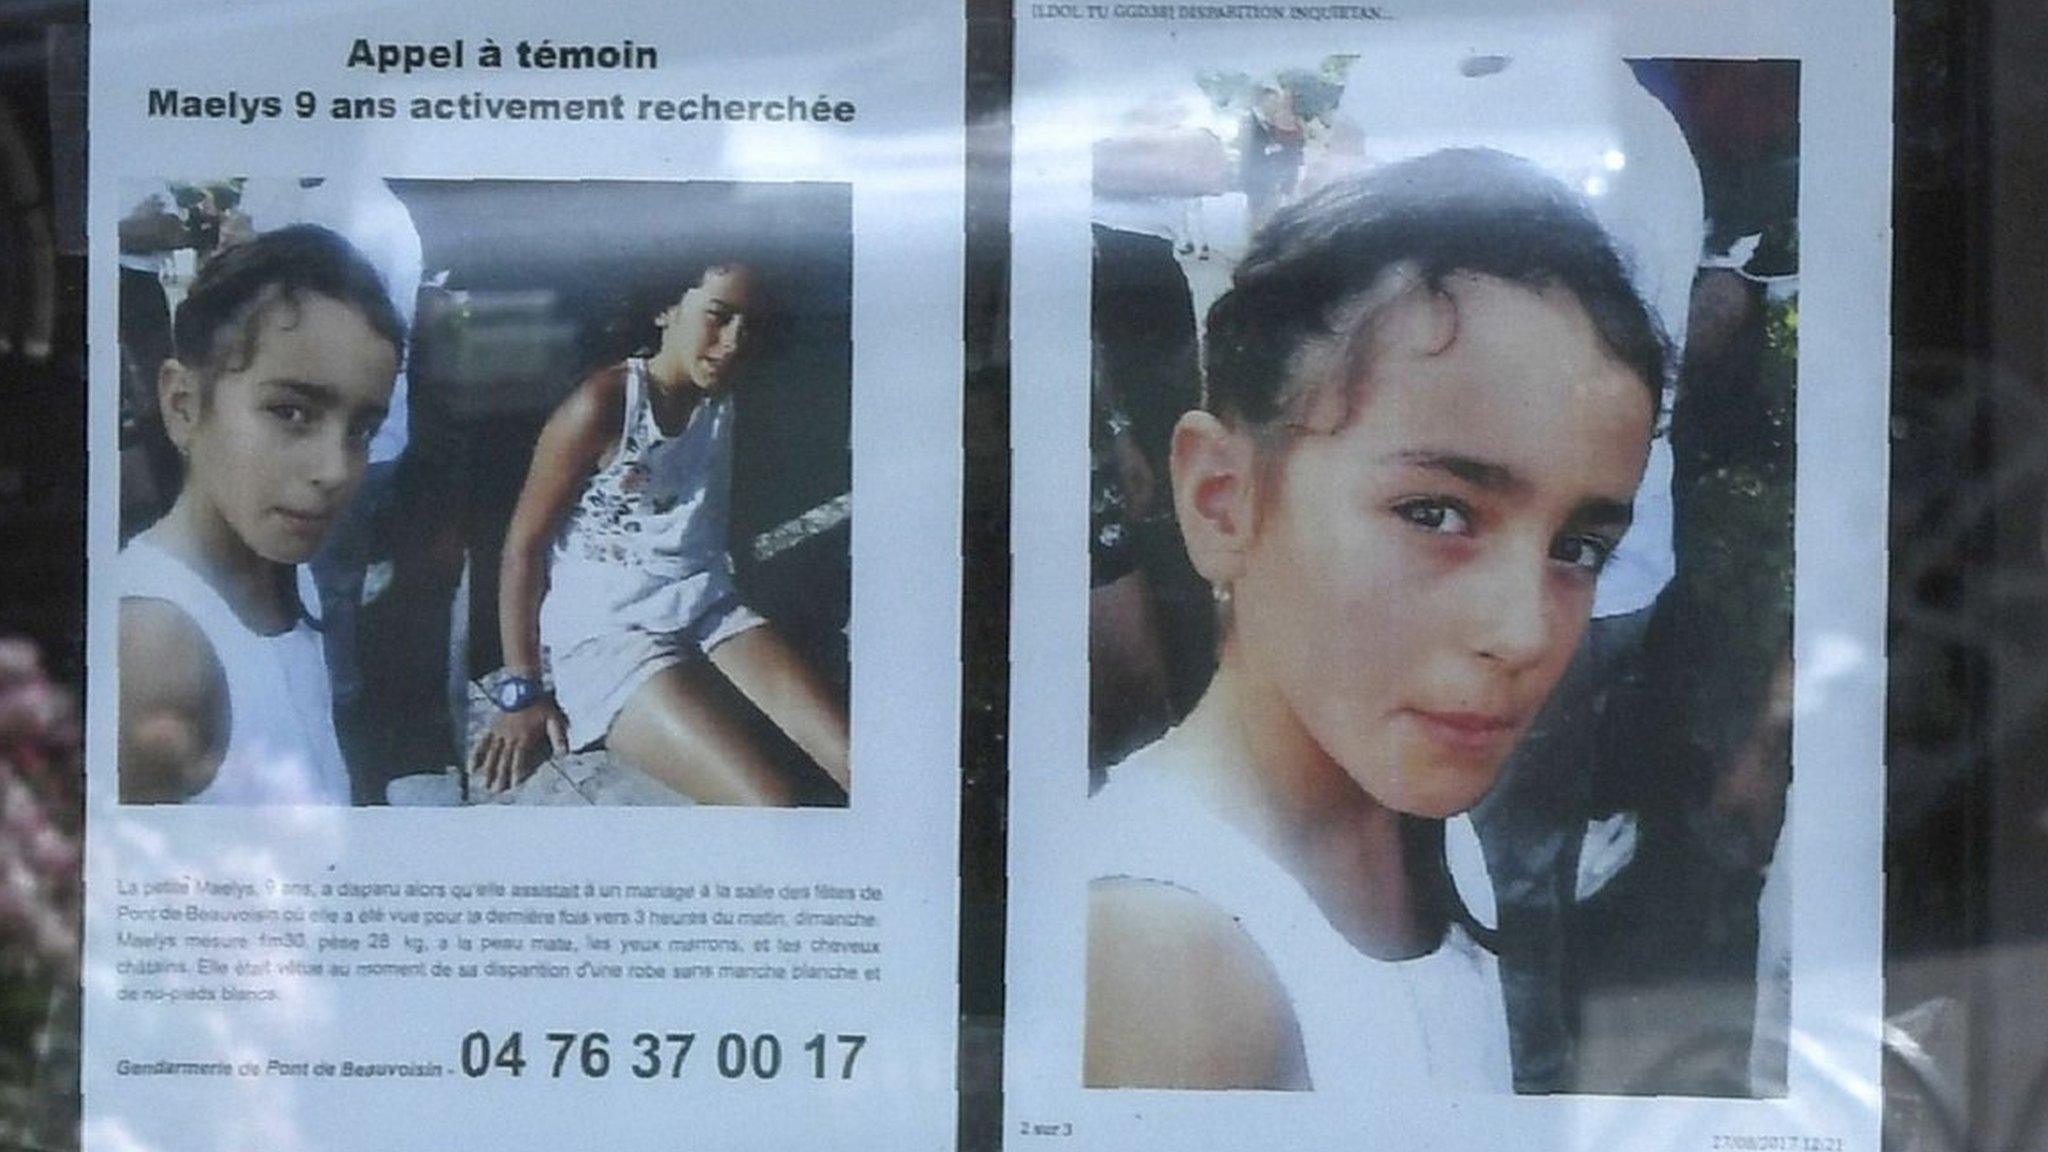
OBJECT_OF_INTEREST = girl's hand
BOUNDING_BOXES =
[470,699,568,795]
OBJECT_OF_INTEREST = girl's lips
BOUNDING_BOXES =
[1405,708,1519,754]
[274,507,333,533]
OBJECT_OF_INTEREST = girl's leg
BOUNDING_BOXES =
[606,660,804,806]
[708,626,850,793]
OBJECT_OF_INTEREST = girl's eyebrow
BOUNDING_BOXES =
[1567,498,1636,532]
[1387,450,1524,494]
[261,379,340,405]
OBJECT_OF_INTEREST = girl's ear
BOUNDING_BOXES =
[1170,410,1259,586]
[656,285,703,330]
[158,359,203,455]
[655,286,691,330]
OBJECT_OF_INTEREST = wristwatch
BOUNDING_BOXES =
[491,673,548,713]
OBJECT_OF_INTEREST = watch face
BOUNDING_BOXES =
[495,679,531,711]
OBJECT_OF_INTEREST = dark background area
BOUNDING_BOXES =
[0,7,77,686]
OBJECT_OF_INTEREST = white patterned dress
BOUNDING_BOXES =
[538,359,764,749]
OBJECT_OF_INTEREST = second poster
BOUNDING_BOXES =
[1009,3,1886,1149]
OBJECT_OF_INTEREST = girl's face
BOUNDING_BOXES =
[656,264,757,391]
[1230,273,1654,818]
[165,292,397,566]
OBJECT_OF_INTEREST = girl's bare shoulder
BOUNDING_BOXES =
[117,596,229,802]
[1084,876,1308,1089]
[549,363,631,440]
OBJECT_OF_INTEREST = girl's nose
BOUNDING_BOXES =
[1469,551,1552,670]
[306,428,359,493]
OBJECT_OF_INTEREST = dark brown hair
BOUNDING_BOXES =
[1204,147,1667,436]
[172,223,405,389]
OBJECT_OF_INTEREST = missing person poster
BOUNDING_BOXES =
[1007,2,1887,1149]
[85,2,962,1148]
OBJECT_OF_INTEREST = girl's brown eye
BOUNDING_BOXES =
[1393,498,1470,536]
[1551,534,1616,574]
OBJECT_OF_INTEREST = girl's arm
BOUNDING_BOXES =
[471,367,625,792]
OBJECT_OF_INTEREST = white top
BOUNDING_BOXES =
[539,359,744,655]
[117,250,167,276]
[1090,742,1513,1094]
[117,537,351,806]
[1091,194,1182,242]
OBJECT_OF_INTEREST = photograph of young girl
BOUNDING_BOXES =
[471,253,849,807]
[116,223,401,806]
[117,180,854,810]
[1083,56,1799,1098]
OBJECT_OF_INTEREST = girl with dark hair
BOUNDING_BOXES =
[474,261,849,807]
[1085,149,1666,1090]
[117,224,404,805]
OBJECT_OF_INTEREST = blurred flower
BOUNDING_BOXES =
[0,638,80,972]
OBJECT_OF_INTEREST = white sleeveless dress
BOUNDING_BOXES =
[118,537,351,805]
[539,359,764,748]
[1090,742,1513,1094]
